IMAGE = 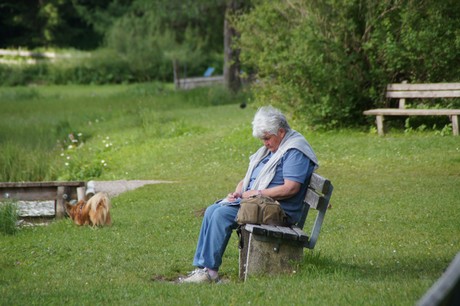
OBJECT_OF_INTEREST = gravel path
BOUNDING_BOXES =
[89,180,174,198]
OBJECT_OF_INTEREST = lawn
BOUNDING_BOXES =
[0,84,459,305]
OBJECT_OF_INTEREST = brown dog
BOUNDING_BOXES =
[66,192,112,226]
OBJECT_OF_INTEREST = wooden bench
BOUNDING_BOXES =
[363,82,460,136]
[238,173,333,281]
[179,75,224,90]
[0,181,86,218]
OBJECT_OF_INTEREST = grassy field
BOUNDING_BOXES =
[0,84,459,305]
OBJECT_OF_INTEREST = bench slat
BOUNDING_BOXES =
[386,90,460,98]
[387,83,460,91]
[272,225,299,240]
[309,173,332,195]
[245,224,267,236]
[0,181,85,188]
[305,189,327,210]
[364,109,460,116]
[246,224,305,241]
[262,224,283,239]
[291,226,309,242]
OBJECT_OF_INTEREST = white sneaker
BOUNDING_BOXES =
[179,268,219,284]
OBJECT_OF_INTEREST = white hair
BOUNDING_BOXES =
[252,106,291,138]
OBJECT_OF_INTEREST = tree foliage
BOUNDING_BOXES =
[0,0,101,49]
[105,1,216,82]
[235,0,460,128]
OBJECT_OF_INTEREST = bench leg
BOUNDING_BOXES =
[55,186,66,219]
[376,115,384,136]
[451,115,459,136]
[239,230,304,281]
[238,229,250,280]
[55,186,72,219]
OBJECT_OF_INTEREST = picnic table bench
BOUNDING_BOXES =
[363,82,460,136]
[238,173,333,281]
[0,181,86,218]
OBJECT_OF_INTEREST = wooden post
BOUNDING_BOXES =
[451,115,459,136]
[55,186,65,219]
[398,80,407,109]
[173,59,181,90]
[376,115,384,136]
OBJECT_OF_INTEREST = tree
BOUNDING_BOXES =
[223,0,245,92]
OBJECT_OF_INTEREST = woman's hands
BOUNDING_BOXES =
[224,178,300,202]
[225,192,242,202]
[241,179,302,200]
[225,190,258,202]
[242,190,260,198]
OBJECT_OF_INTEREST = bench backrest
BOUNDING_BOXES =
[297,173,333,249]
[386,83,460,108]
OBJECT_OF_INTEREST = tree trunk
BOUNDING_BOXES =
[223,0,242,92]
[173,59,181,90]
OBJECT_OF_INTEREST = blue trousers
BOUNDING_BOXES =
[192,202,239,271]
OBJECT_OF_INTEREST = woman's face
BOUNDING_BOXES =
[261,128,286,153]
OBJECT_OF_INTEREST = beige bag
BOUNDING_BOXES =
[236,195,287,226]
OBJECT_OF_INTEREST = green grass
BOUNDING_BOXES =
[1,84,459,305]
[0,83,247,181]
[0,201,18,235]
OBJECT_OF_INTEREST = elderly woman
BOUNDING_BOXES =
[181,106,318,283]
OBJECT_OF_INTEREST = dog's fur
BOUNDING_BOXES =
[66,192,112,226]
